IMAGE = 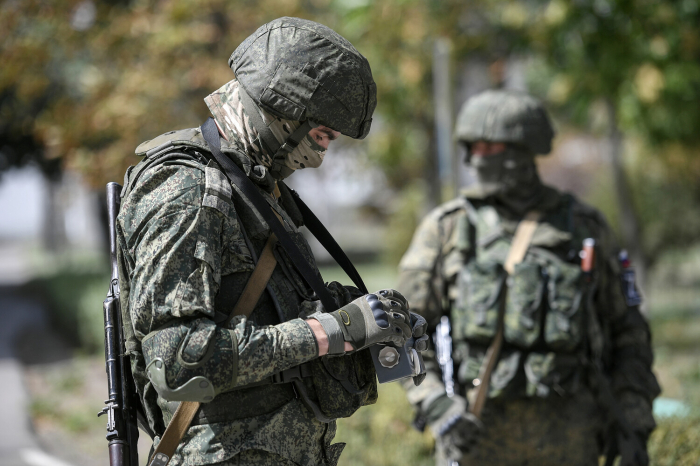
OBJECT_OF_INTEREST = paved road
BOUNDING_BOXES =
[0,290,75,466]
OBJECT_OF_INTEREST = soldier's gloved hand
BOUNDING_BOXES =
[311,289,413,355]
[410,312,429,386]
[426,394,483,461]
[617,430,649,466]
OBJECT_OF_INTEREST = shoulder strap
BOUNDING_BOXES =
[281,182,369,294]
[201,118,338,313]
[503,210,543,275]
[148,401,200,466]
[226,235,278,323]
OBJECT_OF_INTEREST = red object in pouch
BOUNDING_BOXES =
[581,238,595,273]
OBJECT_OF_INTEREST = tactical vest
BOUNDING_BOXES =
[445,197,593,399]
[117,128,377,436]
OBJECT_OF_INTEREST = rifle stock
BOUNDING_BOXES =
[99,182,139,466]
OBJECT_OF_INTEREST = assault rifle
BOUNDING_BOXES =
[434,315,460,466]
[434,315,455,398]
[99,182,140,466]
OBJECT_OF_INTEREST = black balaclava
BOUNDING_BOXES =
[466,144,545,215]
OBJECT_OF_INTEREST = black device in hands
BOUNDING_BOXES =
[370,337,426,383]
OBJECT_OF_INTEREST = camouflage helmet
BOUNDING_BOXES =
[230,17,376,140]
[454,90,555,155]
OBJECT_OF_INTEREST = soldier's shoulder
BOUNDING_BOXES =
[135,127,209,157]
[566,194,609,229]
[428,197,469,222]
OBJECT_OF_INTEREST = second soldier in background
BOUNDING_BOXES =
[399,90,660,466]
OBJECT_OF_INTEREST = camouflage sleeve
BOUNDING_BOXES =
[121,164,318,401]
[589,214,661,438]
[397,207,450,326]
[396,207,457,410]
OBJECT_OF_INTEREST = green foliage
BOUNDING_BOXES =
[648,415,700,466]
[0,0,483,191]
[29,267,108,352]
[336,382,434,466]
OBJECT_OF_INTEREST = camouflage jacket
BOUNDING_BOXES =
[397,186,660,438]
[116,127,364,466]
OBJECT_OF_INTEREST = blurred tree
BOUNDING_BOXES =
[488,0,700,285]
[0,0,495,262]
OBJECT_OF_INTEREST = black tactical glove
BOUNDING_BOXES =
[426,394,484,461]
[312,289,418,355]
[409,312,429,386]
[617,430,649,466]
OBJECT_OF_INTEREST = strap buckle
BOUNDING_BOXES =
[272,363,311,384]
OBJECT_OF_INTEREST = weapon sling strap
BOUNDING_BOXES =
[469,210,542,419]
[281,183,368,294]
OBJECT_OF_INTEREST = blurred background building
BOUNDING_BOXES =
[1,0,699,464]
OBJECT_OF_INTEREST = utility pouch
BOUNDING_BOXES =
[458,346,522,399]
[453,261,506,344]
[504,261,546,348]
[303,349,378,420]
[524,352,582,398]
[544,260,584,352]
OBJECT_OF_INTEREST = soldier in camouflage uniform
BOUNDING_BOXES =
[398,90,660,466]
[116,18,428,466]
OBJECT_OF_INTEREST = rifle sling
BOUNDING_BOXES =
[469,211,542,419]
[148,401,200,466]
[281,183,369,294]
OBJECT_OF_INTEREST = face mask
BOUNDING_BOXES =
[272,122,327,172]
[467,148,541,199]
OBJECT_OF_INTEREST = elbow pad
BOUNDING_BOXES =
[142,318,238,402]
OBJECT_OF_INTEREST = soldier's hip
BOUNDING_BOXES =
[449,388,604,466]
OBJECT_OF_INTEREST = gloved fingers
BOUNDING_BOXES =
[413,334,430,352]
[375,289,409,309]
[388,319,413,345]
[409,312,428,338]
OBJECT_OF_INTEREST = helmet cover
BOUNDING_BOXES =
[230,17,376,139]
[455,90,554,154]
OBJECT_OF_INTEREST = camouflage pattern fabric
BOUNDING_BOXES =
[230,17,376,140]
[116,128,361,465]
[204,79,327,173]
[398,185,660,462]
[454,90,555,155]
[208,444,344,466]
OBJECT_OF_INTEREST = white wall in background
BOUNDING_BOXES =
[0,166,45,240]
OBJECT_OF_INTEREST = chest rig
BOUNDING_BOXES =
[446,197,594,399]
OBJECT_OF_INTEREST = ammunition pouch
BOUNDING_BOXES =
[453,246,585,352]
[448,199,591,400]
[301,349,378,420]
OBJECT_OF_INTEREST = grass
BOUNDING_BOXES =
[26,262,700,465]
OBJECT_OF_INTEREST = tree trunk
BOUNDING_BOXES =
[605,99,648,312]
